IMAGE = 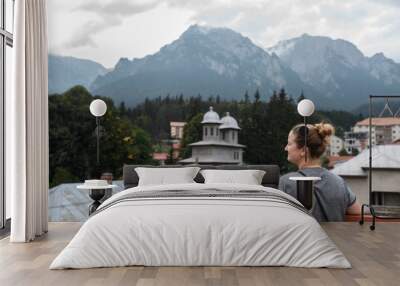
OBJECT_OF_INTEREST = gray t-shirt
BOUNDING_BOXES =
[279,167,356,222]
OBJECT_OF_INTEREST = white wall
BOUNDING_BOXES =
[329,135,343,156]
[341,176,369,204]
[372,170,400,193]
[341,169,400,205]
[193,146,242,163]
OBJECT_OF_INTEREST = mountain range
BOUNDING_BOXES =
[48,25,400,111]
[268,34,400,109]
[48,54,108,94]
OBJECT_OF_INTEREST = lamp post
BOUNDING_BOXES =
[297,99,315,162]
[89,99,107,166]
[289,99,318,211]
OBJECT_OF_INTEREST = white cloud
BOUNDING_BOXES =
[48,0,400,67]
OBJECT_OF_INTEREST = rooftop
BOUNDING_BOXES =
[170,122,186,127]
[332,145,400,176]
[327,155,353,169]
[179,158,242,164]
[48,181,124,222]
[201,106,221,124]
[189,140,245,148]
[220,112,240,130]
[153,152,168,161]
[356,117,400,126]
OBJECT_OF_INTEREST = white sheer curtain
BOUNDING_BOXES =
[7,0,48,242]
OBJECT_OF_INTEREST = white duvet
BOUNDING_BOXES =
[50,183,351,269]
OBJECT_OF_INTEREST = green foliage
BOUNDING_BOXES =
[180,113,203,159]
[125,88,357,174]
[292,91,359,138]
[165,144,176,165]
[320,155,330,169]
[51,167,79,188]
[49,86,154,185]
[297,90,306,103]
[351,148,359,156]
[261,88,300,172]
[314,110,360,137]
[338,148,350,156]
[50,85,361,184]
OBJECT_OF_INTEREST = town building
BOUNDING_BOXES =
[170,122,186,140]
[331,144,400,208]
[153,122,187,165]
[345,117,400,153]
[327,135,344,156]
[344,130,368,154]
[179,107,245,165]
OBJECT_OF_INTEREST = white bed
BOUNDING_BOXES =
[50,183,351,269]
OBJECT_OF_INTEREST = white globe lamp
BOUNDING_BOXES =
[90,99,107,117]
[297,99,315,117]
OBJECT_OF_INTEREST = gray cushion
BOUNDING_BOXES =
[123,164,280,189]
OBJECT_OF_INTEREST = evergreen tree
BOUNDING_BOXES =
[243,90,249,103]
[116,89,359,172]
[178,93,184,104]
[254,88,261,102]
[351,148,359,156]
[297,90,306,103]
[165,137,176,165]
[49,86,154,186]
[265,88,299,171]
[119,101,126,115]
[180,113,203,159]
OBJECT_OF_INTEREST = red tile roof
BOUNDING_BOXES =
[356,117,400,126]
[153,152,168,160]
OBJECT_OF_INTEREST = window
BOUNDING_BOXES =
[179,127,183,138]
[204,127,207,136]
[210,127,214,136]
[232,132,235,141]
[1,0,14,230]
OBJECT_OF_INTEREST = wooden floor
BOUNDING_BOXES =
[0,222,399,286]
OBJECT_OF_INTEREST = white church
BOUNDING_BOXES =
[180,107,245,165]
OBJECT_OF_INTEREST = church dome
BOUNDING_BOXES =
[219,112,240,130]
[201,106,221,124]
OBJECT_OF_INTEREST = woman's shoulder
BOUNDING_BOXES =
[280,168,344,183]
[319,167,344,180]
[279,171,301,182]
[312,167,347,189]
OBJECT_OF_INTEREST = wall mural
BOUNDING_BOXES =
[47,0,400,221]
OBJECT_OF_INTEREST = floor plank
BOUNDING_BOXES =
[0,222,399,286]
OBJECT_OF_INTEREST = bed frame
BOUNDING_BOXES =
[123,164,280,189]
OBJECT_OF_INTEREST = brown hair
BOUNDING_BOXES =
[291,122,335,159]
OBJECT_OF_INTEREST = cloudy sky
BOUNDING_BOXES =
[48,0,400,68]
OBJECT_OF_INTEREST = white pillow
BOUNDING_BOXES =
[200,169,266,185]
[135,167,200,186]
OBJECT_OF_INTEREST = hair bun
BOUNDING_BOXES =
[314,122,334,139]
